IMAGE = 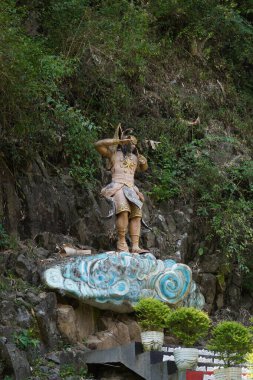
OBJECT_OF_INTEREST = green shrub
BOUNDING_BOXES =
[50,100,100,186]
[150,137,180,201]
[168,307,211,347]
[14,329,40,351]
[208,321,253,367]
[134,298,171,331]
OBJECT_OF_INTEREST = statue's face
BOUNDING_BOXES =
[120,134,137,155]
[122,134,137,146]
[124,135,137,151]
[129,135,137,145]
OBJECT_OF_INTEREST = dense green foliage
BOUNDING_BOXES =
[152,137,253,275]
[134,297,171,331]
[168,307,211,347]
[208,321,253,366]
[0,0,99,182]
[0,0,252,286]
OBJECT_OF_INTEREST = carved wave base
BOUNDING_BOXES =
[43,251,194,313]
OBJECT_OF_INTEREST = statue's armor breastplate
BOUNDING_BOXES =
[111,151,137,187]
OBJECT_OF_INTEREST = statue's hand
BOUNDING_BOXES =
[139,192,145,202]
[119,138,132,145]
[138,155,147,165]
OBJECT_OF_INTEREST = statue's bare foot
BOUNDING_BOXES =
[130,247,149,254]
[117,242,129,252]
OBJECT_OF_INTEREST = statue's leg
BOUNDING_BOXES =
[129,216,148,254]
[116,211,129,252]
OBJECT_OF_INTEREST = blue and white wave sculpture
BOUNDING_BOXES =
[43,251,193,312]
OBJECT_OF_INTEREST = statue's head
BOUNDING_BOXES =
[123,133,137,146]
[114,124,138,154]
[117,124,137,143]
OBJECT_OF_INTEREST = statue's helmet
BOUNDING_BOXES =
[114,124,137,145]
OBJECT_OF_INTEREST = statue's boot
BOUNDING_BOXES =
[130,234,149,254]
[116,228,129,252]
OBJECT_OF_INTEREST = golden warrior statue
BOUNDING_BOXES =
[95,125,148,254]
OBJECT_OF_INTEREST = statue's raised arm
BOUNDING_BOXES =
[94,137,132,158]
[94,125,148,254]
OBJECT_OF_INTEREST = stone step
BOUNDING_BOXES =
[84,342,178,380]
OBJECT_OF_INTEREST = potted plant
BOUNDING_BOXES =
[134,297,171,351]
[246,352,253,378]
[168,307,211,370]
[207,321,252,380]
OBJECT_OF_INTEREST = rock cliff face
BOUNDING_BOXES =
[0,155,252,379]
[1,155,249,315]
